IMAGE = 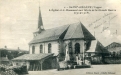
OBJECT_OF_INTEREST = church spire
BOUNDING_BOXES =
[38,6,44,32]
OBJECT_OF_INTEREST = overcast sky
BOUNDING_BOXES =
[0,0,121,50]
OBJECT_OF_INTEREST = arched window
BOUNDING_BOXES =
[75,43,80,54]
[48,43,52,53]
[32,46,35,54]
[40,45,43,53]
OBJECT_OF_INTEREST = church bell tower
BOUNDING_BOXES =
[33,6,44,37]
[38,6,44,32]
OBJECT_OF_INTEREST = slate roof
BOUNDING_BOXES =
[105,42,121,49]
[12,53,54,61]
[64,22,95,40]
[86,40,108,53]
[29,22,95,44]
[29,25,69,44]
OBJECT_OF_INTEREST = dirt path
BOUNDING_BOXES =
[28,64,121,75]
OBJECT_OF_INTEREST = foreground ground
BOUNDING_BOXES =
[28,64,121,75]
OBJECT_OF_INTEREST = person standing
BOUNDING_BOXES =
[76,54,79,65]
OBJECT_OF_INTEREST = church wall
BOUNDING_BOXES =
[29,43,40,54]
[44,41,59,54]
[64,39,85,54]
[29,41,59,54]
[58,39,65,53]
[72,40,85,53]
[64,39,85,61]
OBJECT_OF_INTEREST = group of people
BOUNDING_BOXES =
[76,54,91,65]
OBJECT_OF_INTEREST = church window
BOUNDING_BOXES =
[40,45,43,53]
[48,43,52,53]
[32,46,35,54]
[75,43,80,54]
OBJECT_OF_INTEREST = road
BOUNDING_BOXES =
[28,64,121,75]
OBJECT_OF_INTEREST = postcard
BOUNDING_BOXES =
[0,0,121,75]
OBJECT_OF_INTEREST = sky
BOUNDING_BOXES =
[0,0,121,50]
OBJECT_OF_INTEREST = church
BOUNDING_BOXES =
[12,7,96,71]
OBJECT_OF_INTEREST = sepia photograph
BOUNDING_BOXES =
[0,0,121,75]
